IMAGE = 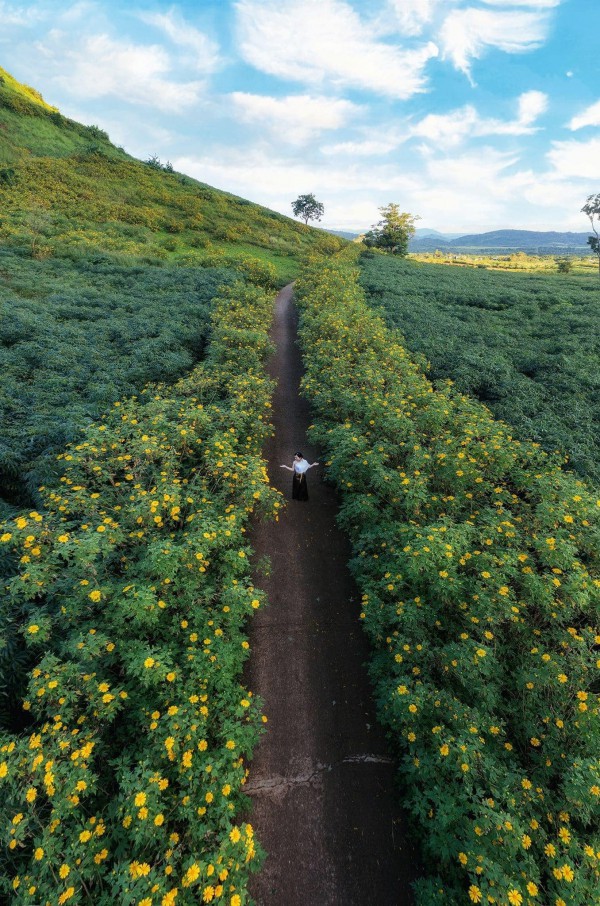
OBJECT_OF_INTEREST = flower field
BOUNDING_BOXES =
[0,279,282,905]
[295,250,600,906]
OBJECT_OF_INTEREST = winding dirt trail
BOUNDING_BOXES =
[246,284,419,905]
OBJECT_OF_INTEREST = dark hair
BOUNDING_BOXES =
[295,451,303,458]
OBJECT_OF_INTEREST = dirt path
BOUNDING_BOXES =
[246,284,419,906]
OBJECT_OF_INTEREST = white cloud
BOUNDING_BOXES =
[138,9,221,73]
[568,100,600,130]
[516,89,548,123]
[59,1,97,24]
[228,92,359,144]
[174,145,420,207]
[0,0,43,28]
[321,137,400,157]
[424,145,519,185]
[235,0,439,99]
[439,7,552,79]
[168,126,593,232]
[383,0,441,36]
[42,32,205,112]
[410,90,547,147]
[479,0,560,6]
[546,137,600,180]
[411,106,478,146]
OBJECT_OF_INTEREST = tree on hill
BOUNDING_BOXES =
[292,193,324,225]
[363,204,420,256]
[581,192,600,276]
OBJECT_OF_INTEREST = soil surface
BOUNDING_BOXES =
[246,284,420,906]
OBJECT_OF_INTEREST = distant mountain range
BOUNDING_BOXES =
[411,229,591,254]
[327,227,592,254]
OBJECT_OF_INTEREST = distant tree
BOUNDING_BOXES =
[146,154,163,170]
[291,193,324,225]
[555,257,573,274]
[87,124,109,141]
[363,204,420,256]
[581,192,600,276]
[24,208,54,259]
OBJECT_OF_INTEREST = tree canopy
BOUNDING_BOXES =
[581,192,600,276]
[362,204,420,256]
[291,193,324,225]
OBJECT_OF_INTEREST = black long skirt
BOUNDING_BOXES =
[292,472,309,500]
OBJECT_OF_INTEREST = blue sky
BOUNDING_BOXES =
[1,0,598,233]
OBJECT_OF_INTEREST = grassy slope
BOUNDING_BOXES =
[0,66,326,284]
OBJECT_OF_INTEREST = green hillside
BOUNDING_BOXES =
[0,66,325,281]
[0,67,341,513]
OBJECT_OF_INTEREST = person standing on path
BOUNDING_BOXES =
[280,452,319,501]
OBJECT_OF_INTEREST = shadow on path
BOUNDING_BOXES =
[246,284,420,906]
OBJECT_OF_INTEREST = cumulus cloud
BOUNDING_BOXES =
[439,7,552,79]
[228,92,360,144]
[409,90,547,148]
[138,9,221,72]
[47,33,205,111]
[546,137,600,179]
[568,100,600,130]
[235,0,439,99]
[516,90,548,123]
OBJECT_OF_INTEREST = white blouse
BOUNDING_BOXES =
[294,458,310,475]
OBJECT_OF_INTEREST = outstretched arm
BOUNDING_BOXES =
[308,462,320,469]
[280,464,294,471]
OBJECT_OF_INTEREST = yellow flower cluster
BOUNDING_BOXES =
[0,281,280,904]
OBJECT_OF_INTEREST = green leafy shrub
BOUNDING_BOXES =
[296,250,600,906]
[358,253,600,484]
[0,280,282,905]
[0,249,239,504]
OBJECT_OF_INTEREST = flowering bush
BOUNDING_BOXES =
[0,280,282,905]
[295,250,600,906]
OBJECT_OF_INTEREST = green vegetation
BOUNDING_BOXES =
[359,252,600,484]
[411,250,595,275]
[291,193,324,225]
[0,65,342,514]
[0,279,281,905]
[296,249,600,906]
[0,248,243,511]
[581,193,600,276]
[363,204,419,256]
